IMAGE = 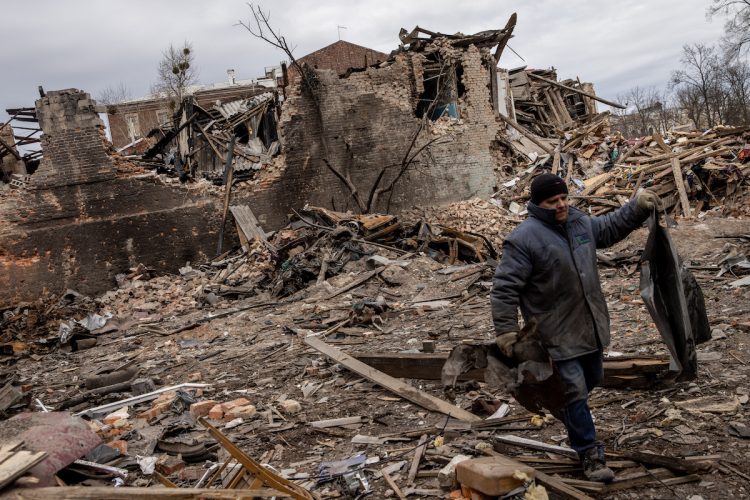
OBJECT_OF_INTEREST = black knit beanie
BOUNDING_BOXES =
[530,173,568,205]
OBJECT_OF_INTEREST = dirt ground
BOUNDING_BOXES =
[4,211,750,499]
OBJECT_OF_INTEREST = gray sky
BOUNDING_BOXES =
[0,0,726,123]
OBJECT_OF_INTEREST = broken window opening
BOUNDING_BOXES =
[125,114,141,142]
[234,123,250,145]
[455,63,465,98]
[415,60,460,120]
[156,110,171,128]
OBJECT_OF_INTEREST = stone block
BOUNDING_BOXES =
[455,456,534,497]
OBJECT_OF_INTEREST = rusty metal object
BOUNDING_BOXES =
[0,412,101,487]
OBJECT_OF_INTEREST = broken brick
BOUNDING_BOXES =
[208,404,224,420]
[156,455,185,476]
[223,404,257,422]
[190,399,218,418]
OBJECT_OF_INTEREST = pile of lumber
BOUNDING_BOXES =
[506,67,620,138]
[569,126,750,217]
[495,122,750,218]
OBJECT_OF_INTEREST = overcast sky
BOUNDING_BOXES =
[0,0,727,123]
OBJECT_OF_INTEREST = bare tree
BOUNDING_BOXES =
[153,41,197,108]
[239,4,449,213]
[708,0,750,60]
[675,86,705,128]
[671,44,722,127]
[612,86,677,137]
[97,82,132,105]
[723,59,750,125]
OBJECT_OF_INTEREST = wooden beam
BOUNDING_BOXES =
[497,112,555,155]
[382,469,408,499]
[230,205,277,255]
[527,73,625,109]
[351,352,669,388]
[323,267,383,300]
[0,450,47,490]
[671,157,692,218]
[407,434,428,485]
[13,487,292,499]
[304,337,480,422]
[494,435,578,459]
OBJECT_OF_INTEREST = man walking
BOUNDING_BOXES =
[491,173,659,482]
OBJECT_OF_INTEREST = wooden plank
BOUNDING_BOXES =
[494,435,578,459]
[309,416,364,428]
[0,382,22,411]
[352,352,669,387]
[601,467,673,493]
[13,487,292,499]
[0,441,23,454]
[527,73,625,109]
[382,469,407,499]
[407,434,428,485]
[552,150,561,175]
[229,205,276,254]
[304,337,480,422]
[323,268,383,300]
[497,112,555,155]
[0,450,47,490]
[652,133,672,153]
[671,157,692,218]
[619,450,710,474]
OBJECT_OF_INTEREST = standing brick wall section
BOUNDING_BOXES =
[30,89,115,189]
[243,43,502,228]
[288,40,389,85]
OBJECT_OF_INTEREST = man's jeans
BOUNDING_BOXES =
[555,350,604,456]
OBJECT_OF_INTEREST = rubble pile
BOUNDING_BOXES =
[123,91,281,185]
[507,67,604,138]
[2,14,750,500]
[403,197,518,251]
[1,199,749,498]
[495,123,750,219]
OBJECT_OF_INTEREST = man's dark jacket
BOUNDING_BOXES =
[491,200,649,361]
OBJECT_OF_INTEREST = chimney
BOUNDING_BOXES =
[227,69,236,85]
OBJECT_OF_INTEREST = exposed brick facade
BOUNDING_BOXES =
[0,125,23,178]
[235,42,504,229]
[31,89,115,188]
[288,40,388,84]
[0,91,229,307]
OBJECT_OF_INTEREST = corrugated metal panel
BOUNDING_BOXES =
[213,92,274,120]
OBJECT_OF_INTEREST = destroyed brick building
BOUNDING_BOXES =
[107,76,275,151]
[1,11,750,498]
[1,16,746,315]
[286,39,388,84]
[0,89,223,307]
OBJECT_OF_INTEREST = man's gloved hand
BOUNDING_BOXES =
[495,331,519,357]
[636,188,661,211]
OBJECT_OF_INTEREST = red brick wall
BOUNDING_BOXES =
[288,40,388,84]
[31,90,116,189]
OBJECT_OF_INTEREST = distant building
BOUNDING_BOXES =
[106,71,274,151]
[287,40,388,84]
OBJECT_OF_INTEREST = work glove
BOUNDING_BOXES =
[495,331,519,357]
[636,188,661,211]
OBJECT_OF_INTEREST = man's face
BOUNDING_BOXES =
[539,193,569,224]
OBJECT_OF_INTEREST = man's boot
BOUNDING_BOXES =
[580,445,614,483]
